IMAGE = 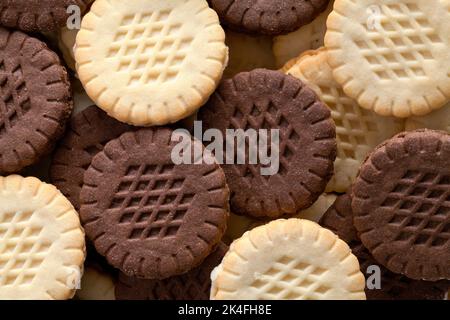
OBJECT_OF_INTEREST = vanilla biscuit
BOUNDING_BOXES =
[76,266,115,300]
[211,219,366,300]
[223,30,275,79]
[325,0,450,118]
[76,0,228,126]
[406,103,450,133]
[0,175,85,300]
[279,56,302,73]
[273,0,334,68]
[288,49,404,192]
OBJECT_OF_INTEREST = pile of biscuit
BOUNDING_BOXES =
[0,0,448,300]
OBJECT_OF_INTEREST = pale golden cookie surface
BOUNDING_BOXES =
[0,176,85,300]
[211,219,366,300]
[325,0,450,118]
[76,0,228,126]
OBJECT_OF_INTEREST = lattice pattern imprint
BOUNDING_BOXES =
[319,85,378,159]
[250,255,332,299]
[0,58,31,134]
[109,10,193,86]
[384,171,450,247]
[356,2,443,81]
[0,211,51,286]
[113,164,195,240]
[229,101,300,181]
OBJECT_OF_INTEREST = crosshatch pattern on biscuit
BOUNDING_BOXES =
[113,163,195,240]
[75,0,228,126]
[108,10,194,86]
[354,2,443,81]
[325,0,450,117]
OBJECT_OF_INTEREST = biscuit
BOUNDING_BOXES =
[0,0,92,33]
[325,0,450,118]
[0,175,85,300]
[58,27,78,71]
[321,194,450,300]
[76,266,115,300]
[287,48,404,192]
[211,219,366,300]
[80,128,229,279]
[209,0,331,36]
[50,106,133,210]
[406,103,450,133]
[273,0,334,68]
[115,243,227,300]
[0,28,73,174]
[223,193,337,244]
[352,130,450,281]
[279,56,302,74]
[76,0,228,126]
[223,30,275,79]
[198,69,337,219]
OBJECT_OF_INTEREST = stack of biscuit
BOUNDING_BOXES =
[0,0,448,300]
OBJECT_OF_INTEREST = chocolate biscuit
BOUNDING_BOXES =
[50,105,133,210]
[352,130,450,281]
[115,243,228,300]
[0,28,72,173]
[80,128,230,279]
[0,0,92,33]
[198,69,336,219]
[208,0,330,35]
[321,194,449,300]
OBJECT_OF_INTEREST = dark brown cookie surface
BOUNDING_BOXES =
[0,0,91,33]
[208,0,330,35]
[50,106,132,210]
[198,69,336,219]
[320,194,449,300]
[115,243,228,300]
[80,128,229,279]
[0,28,72,173]
[352,130,450,281]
